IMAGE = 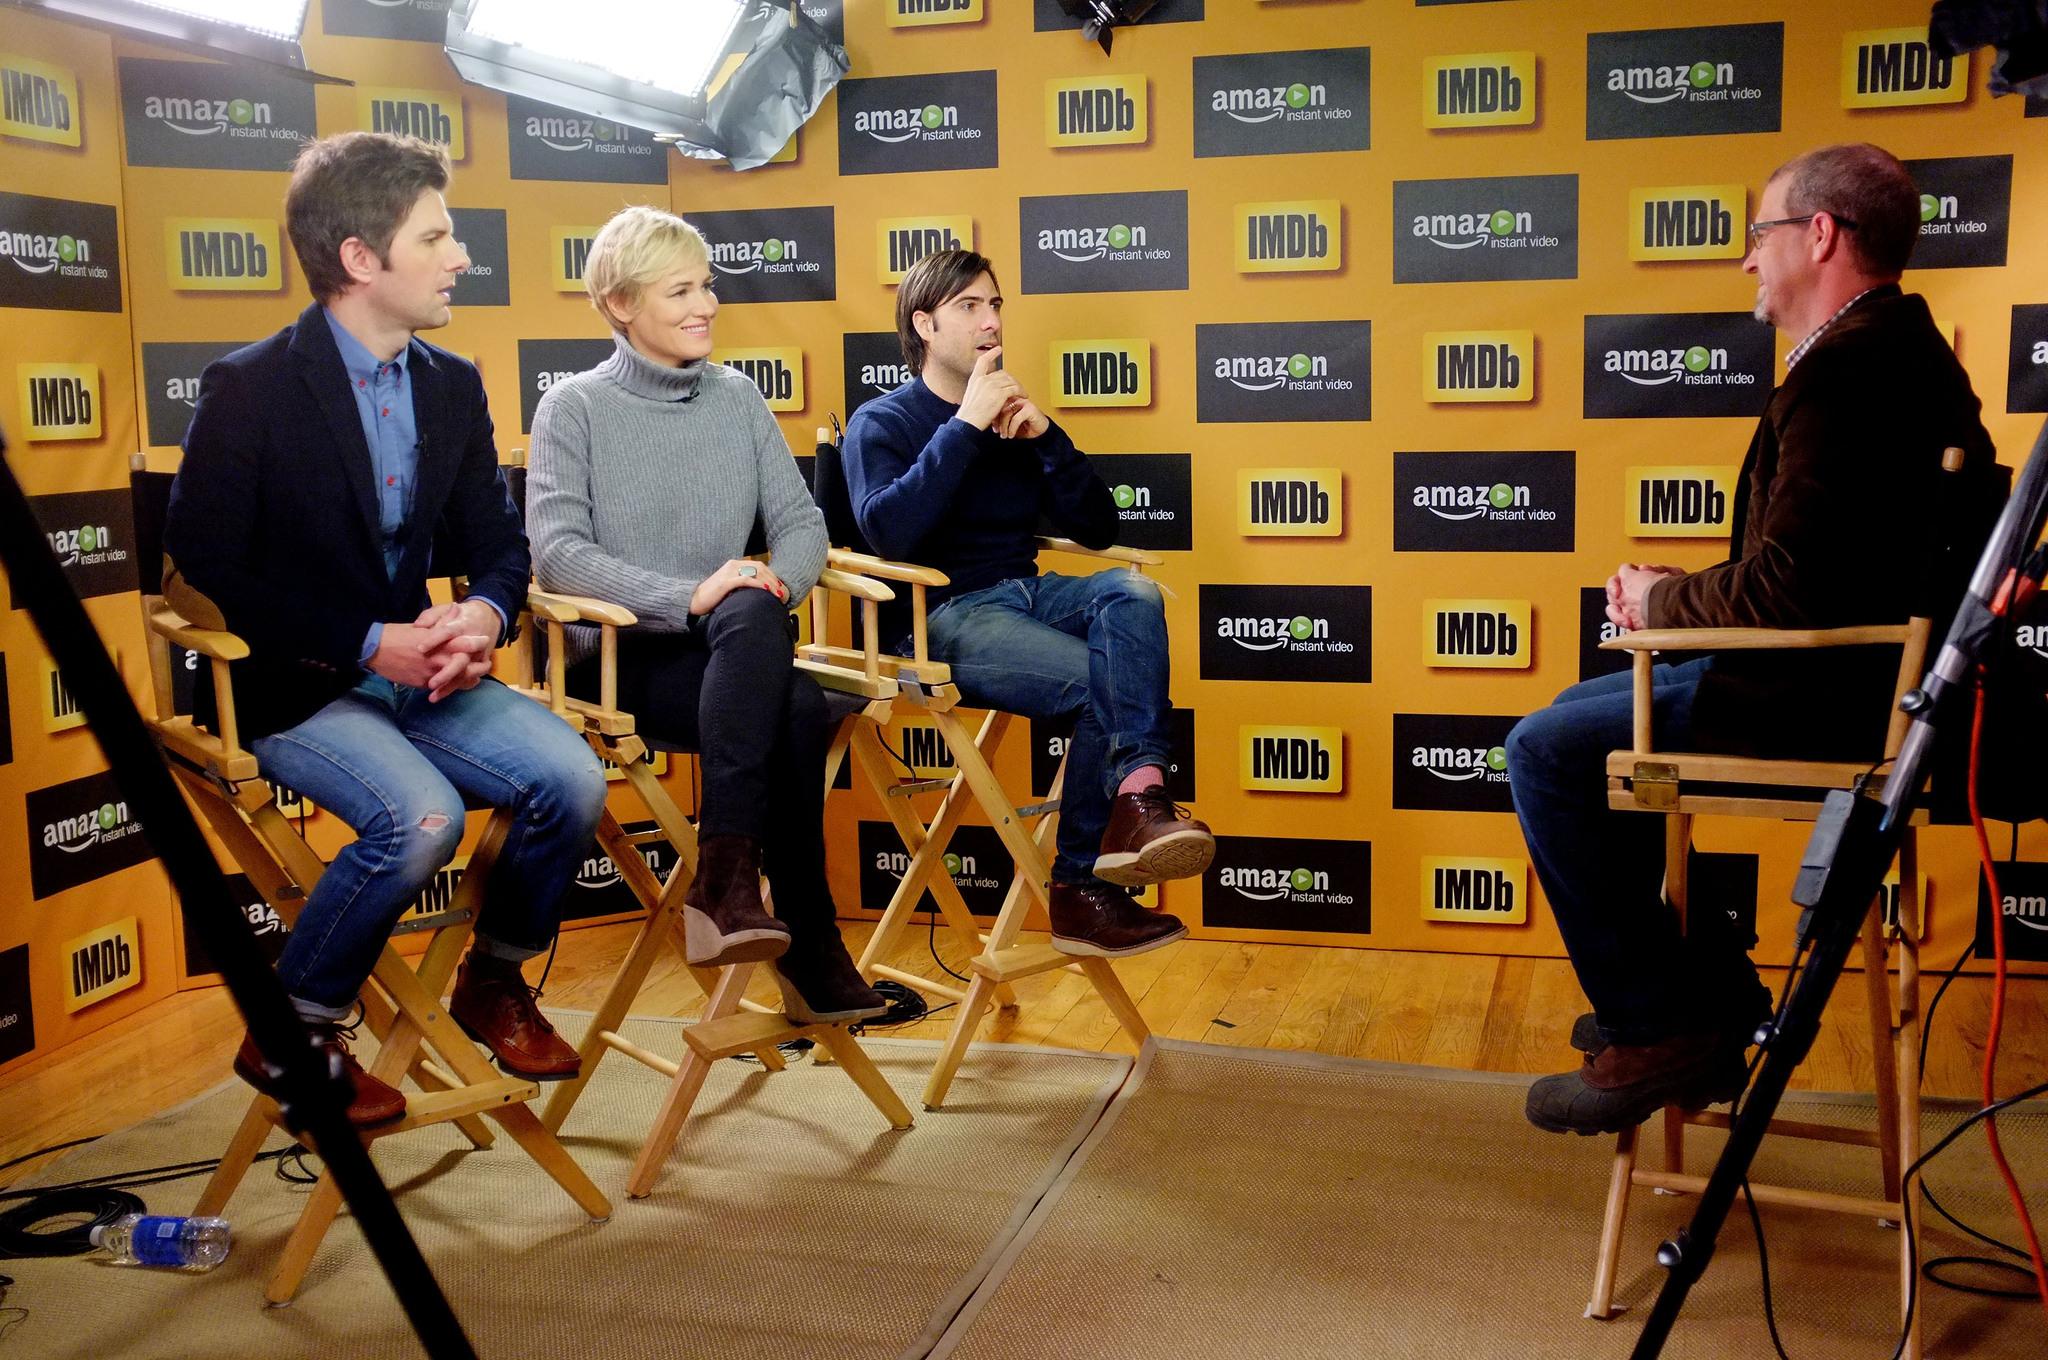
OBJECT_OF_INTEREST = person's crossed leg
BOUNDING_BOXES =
[926,568,1210,957]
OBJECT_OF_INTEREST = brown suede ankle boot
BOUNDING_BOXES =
[682,835,790,966]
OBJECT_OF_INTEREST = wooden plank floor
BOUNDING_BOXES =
[5,918,2045,1188]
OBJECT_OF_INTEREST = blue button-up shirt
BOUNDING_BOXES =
[324,308,504,664]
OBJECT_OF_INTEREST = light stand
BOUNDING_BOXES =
[1629,414,2048,1359]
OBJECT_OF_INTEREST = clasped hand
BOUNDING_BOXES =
[369,598,500,701]
[1605,563,1687,631]
[956,347,1049,441]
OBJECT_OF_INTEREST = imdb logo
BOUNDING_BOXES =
[549,226,604,290]
[1050,340,1150,408]
[1421,857,1527,925]
[1629,186,1745,261]
[359,87,465,158]
[1425,599,1531,669]
[878,215,973,284]
[1423,331,1533,403]
[166,218,280,291]
[714,347,804,412]
[1842,28,1965,108]
[1625,465,1739,537]
[1238,468,1341,537]
[17,363,99,441]
[1240,725,1344,794]
[1422,51,1535,128]
[886,0,981,26]
[1046,74,1147,148]
[1235,200,1341,273]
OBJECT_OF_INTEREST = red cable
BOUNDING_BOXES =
[1964,672,2048,1319]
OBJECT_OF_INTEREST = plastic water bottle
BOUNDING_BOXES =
[90,1214,231,1269]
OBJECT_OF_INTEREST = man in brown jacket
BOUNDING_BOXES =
[1511,144,1998,1135]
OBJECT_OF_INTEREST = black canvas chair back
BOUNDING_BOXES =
[812,428,877,558]
[130,466,176,595]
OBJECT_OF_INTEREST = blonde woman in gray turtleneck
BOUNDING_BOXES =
[527,205,885,1024]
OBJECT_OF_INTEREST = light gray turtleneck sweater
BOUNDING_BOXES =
[527,334,826,657]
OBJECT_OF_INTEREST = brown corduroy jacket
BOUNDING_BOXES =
[1644,286,1999,759]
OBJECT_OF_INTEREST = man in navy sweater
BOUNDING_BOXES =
[842,250,1210,957]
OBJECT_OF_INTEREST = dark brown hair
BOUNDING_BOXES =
[285,131,451,301]
[1767,142,1921,276]
[896,249,1000,373]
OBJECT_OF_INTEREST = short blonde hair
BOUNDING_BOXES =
[585,204,709,331]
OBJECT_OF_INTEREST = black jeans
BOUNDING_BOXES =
[567,588,838,939]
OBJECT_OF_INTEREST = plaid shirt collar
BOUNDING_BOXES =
[1783,285,1893,371]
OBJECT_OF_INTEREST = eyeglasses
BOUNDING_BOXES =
[1746,214,1859,252]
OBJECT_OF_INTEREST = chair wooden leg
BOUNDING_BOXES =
[1860,902,1904,1203]
[1663,813,1692,934]
[193,1097,273,1217]
[625,963,753,1199]
[407,1056,495,1148]
[1663,1105,1685,1176]
[543,811,688,1134]
[266,1169,346,1305]
[923,972,1000,1111]
[1894,834,1924,1360]
[484,1102,612,1220]
[1078,956,1150,1043]
[813,1026,914,1129]
[1587,1123,1640,1319]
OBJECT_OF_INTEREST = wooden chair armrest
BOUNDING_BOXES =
[1600,624,1913,652]
[147,606,250,661]
[816,567,895,603]
[1035,537,1164,567]
[526,587,637,627]
[824,547,950,587]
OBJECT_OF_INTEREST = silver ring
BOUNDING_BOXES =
[737,563,758,578]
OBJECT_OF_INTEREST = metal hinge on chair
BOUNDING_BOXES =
[1632,761,1681,811]
[896,671,929,704]
[887,778,952,798]
[392,906,475,936]
[1014,799,1060,819]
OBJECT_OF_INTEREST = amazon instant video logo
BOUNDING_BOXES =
[1586,23,1782,140]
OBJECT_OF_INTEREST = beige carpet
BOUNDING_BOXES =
[928,1039,2048,1360]
[3,1017,1131,1360]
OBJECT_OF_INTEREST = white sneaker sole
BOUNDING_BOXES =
[1093,829,1216,887]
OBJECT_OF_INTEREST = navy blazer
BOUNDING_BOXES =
[165,301,528,741]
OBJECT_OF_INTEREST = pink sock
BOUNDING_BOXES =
[1118,765,1165,795]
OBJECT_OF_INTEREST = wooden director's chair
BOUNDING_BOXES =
[126,455,611,1305]
[805,428,1165,1111]
[1584,447,1995,1360]
[506,469,914,1200]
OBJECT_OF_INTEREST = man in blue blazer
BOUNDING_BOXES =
[166,132,606,1125]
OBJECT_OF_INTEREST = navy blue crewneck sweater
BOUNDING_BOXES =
[842,376,1118,642]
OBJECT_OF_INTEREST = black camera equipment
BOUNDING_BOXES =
[1057,0,1158,55]
[1628,417,2048,1359]
[0,439,477,1360]
[1931,0,2048,96]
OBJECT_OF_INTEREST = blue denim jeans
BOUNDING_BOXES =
[919,571,1174,884]
[252,675,608,1018]
[1505,657,1771,1046]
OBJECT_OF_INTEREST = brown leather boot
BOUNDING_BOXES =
[232,1025,406,1128]
[1093,785,1215,886]
[1525,1030,1750,1136]
[449,950,582,1080]
[682,835,790,967]
[1049,881,1188,958]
